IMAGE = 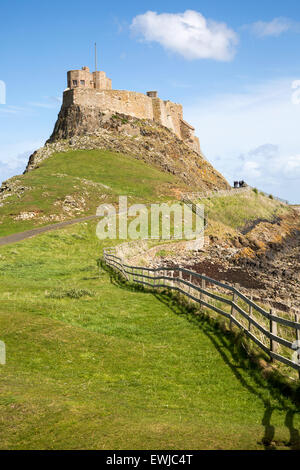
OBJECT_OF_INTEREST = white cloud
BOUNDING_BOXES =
[184,78,300,203]
[239,149,300,181]
[28,101,58,109]
[0,97,61,114]
[245,17,299,37]
[0,105,30,115]
[131,10,238,61]
[28,96,62,109]
[242,160,261,179]
[272,154,300,179]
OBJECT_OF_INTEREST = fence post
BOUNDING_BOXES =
[201,274,206,305]
[295,312,300,344]
[122,261,128,281]
[269,308,278,360]
[123,264,127,280]
[230,288,237,330]
[294,311,300,380]
[178,269,182,292]
[248,293,253,331]
[189,274,192,295]
[156,269,160,289]
[131,266,134,283]
[170,270,174,289]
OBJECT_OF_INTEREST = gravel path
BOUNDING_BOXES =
[0,215,99,247]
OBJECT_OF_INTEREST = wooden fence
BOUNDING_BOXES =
[256,189,289,205]
[103,247,300,378]
[181,197,208,230]
[181,186,291,206]
[181,186,251,201]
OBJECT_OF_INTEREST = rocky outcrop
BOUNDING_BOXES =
[0,178,31,207]
[23,108,229,191]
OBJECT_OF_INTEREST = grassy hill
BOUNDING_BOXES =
[0,149,189,237]
[0,220,299,450]
[0,146,294,244]
[191,189,293,241]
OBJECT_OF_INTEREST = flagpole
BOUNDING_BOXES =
[95,42,97,72]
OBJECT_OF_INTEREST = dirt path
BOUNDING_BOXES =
[0,215,99,247]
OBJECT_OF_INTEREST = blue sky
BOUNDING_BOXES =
[1,0,300,202]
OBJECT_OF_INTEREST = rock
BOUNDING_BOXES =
[21,110,230,192]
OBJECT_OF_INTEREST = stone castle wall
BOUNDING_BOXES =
[62,87,201,154]
[64,88,154,121]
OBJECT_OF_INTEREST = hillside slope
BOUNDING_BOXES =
[26,110,229,190]
[0,148,191,237]
[0,110,230,237]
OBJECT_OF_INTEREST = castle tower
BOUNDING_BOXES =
[67,66,112,90]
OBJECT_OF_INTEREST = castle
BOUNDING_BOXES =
[64,66,201,154]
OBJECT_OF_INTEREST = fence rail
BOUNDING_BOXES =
[181,186,251,201]
[256,189,289,205]
[181,185,291,206]
[103,247,300,377]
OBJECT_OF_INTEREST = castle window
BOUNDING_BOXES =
[72,80,78,86]
[80,80,85,86]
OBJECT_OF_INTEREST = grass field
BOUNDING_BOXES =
[0,220,299,450]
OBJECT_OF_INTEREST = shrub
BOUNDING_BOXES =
[253,188,258,195]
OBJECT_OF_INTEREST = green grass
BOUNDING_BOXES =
[0,149,187,237]
[207,191,289,230]
[193,189,291,238]
[0,221,299,450]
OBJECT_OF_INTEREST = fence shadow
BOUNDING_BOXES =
[154,289,300,450]
[102,260,300,450]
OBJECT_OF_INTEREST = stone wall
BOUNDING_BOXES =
[62,87,200,154]
[180,120,200,154]
[65,88,154,121]
[165,101,183,138]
